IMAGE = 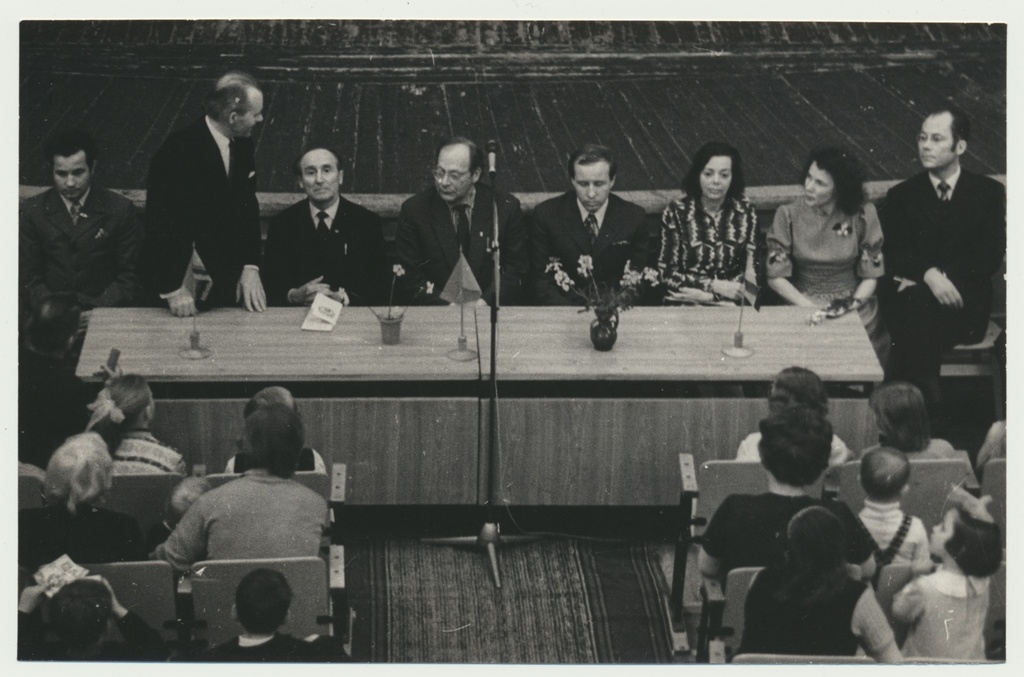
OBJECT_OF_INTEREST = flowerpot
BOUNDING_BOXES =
[590,309,619,351]
[379,317,402,345]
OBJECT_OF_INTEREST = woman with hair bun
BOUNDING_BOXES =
[86,374,185,474]
[767,146,888,364]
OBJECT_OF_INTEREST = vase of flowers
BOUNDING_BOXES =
[545,256,661,351]
[370,264,409,345]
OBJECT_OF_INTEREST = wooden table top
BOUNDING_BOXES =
[77,305,882,384]
[481,306,883,382]
[76,306,484,382]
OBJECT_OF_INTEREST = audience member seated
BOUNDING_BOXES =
[145,476,213,553]
[18,294,97,471]
[700,406,876,584]
[198,568,350,662]
[657,141,757,305]
[86,373,186,474]
[857,381,961,461]
[735,366,851,466]
[737,507,901,662]
[767,146,888,365]
[153,404,330,571]
[973,420,1005,475]
[893,488,1002,660]
[858,448,933,575]
[18,576,166,661]
[20,432,145,571]
[223,386,326,474]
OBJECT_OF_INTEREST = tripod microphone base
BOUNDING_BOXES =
[422,522,543,588]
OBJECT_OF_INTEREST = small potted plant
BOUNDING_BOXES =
[369,264,415,345]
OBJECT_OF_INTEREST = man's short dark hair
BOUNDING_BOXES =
[860,447,911,502]
[235,569,293,635]
[50,578,113,651]
[567,143,617,181]
[927,103,971,144]
[758,406,833,487]
[946,508,1002,578]
[436,136,484,175]
[26,294,81,355]
[291,147,341,177]
[43,128,98,169]
[244,403,304,478]
[204,82,259,123]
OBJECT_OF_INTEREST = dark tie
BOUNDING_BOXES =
[454,204,471,254]
[316,211,329,233]
[584,212,599,244]
[938,181,951,202]
[69,199,82,225]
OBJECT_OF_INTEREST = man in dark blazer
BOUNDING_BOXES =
[530,143,649,305]
[262,147,390,306]
[395,136,528,305]
[878,104,1005,409]
[20,129,144,312]
[142,71,266,316]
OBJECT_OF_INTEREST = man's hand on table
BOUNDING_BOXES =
[165,288,197,317]
[237,268,267,312]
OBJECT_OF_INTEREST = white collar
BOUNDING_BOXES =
[861,498,902,514]
[308,198,340,225]
[577,198,610,229]
[59,187,91,212]
[237,633,276,647]
[929,165,961,196]
[205,116,232,174]
[930,567,989,598]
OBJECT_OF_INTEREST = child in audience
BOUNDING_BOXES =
[858,447,933,575]
[858,381,961,461]
[87,373,185,474]
[735,367,851,466]
[700,406,876,583]
[892,488,1003,661]
[199,568,349,662]
[738,506,901,661]
[145,476,213,552]
[223,386,326,474]
[18,576,166,660]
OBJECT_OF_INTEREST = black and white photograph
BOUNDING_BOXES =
[8,1,1012,667]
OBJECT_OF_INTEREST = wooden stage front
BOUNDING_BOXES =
[77,306,882,506]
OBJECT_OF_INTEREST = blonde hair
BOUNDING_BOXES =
[45,433,113,515]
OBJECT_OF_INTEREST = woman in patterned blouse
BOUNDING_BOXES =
[767,146,888,365]
[657,141,758,304]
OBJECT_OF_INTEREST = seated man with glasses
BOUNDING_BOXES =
[395,136,528,305]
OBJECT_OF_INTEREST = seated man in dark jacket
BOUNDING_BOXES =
[200,568,349,662]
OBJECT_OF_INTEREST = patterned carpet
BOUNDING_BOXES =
[345,539,672,663]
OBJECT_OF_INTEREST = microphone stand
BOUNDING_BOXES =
[422,143,537,588]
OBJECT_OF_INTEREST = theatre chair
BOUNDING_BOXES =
[670,457,826,628]
[822,458,979,532]
[876,561,1005,660]
[105,473,187,535]
[732,653,874,664]
[696,566,762,663]
[19,473,45,510]
[187,549,350,651]
[979,458,1006,548]
[85,560,184,645]
[941,319,1004,419]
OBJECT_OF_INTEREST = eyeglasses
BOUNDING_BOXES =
[432,167,468,182]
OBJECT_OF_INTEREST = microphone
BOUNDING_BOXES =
[486,140,498,175]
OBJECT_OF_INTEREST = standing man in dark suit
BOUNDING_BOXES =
[20,129,144,312]
[262,147,390,306]
[143,71,267,316]
[530,143,649,305]
[878,104,1005,409]
[395,136,528,305]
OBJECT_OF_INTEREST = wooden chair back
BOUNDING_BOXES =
[979,458,1006,548]
[19,474,46,511]
[85,560,180,643]
[105,473,186,535]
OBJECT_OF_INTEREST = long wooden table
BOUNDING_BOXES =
[77,306,882,506]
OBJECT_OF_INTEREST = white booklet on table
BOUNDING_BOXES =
[301,292,343,331]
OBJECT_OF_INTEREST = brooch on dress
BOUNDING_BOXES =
[832,221,852,237]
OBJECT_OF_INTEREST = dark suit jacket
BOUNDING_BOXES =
[19,186,144,310]
[262,197,390,306]
[879,169,1005,338]
[529,191,649,305]
[395,183,528,305]
[143,117,261,306]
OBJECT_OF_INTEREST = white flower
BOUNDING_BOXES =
[642,267,661,285]
[554,270,572,292]
[425,281,435,295]
[544,259,563,274]
[577,255,594,278]
[621,262,642,287]
[393,264,406,277]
